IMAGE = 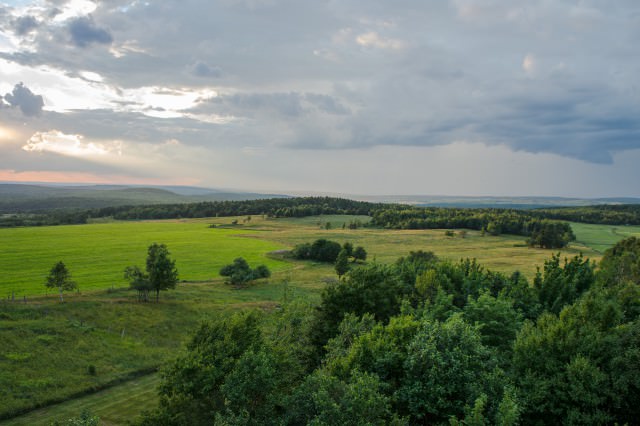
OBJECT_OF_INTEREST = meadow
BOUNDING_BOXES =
[570,221,640,253]
[0,215,631,424]
[0,220,287,297]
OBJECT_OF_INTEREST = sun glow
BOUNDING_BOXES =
[0,125,18,142]
[22,130,121,157]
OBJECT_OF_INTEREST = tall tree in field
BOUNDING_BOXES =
[335,249,350,277]
[124,265,152,302]
[45,261,77,302]
[146,243,178,302]
[126,245,178,302]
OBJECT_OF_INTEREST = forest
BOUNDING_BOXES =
[134,237,640,425]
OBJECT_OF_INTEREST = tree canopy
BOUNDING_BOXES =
[125,243,178,302]
[45,261,77,302]
[137,237,640,425]
[219,257,271,287]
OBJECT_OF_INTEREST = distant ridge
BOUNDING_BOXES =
[351,195,640,209]
[0,183,289,213]
[1,182,639,213]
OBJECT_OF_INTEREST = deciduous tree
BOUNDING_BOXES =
[45,261,77,302]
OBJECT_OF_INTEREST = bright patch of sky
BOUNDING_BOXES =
[22,130,115,157]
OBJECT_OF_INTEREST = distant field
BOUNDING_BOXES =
[255,215,602,279]
[0,220,287,296]
[1,216,617,298]
[570,222,640,253]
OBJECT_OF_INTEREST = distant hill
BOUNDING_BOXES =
[0,183,288,213]
[352,195,640,209]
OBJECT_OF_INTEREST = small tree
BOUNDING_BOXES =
[353,246,367,263]
[45,261,77,302]
[124,265,151,302]
[125,243,178,302]
[146,243,179,302]
[335,249,350,277]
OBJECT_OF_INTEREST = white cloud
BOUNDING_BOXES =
[79,70,103,82]
[355,31,404,50]
[22,130,119,157]
[51,0,97,22]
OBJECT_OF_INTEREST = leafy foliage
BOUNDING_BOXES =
[309,263,407,361]
[533,253,595,315]
[45,261,77,302]
[219,257,271,286]
[50,410,100,426]
[526,220,575,249]
[125,243,178,302]
[135,237,640,426]
[371,207,576,248]
[291,238,342,263]
[334,248,350,277]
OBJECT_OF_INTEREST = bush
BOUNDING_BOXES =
[220,257,271,286]
[292,239,341,263]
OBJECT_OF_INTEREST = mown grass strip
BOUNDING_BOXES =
[1,373,160,426]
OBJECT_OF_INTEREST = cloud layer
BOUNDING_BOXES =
[0,0,639,195]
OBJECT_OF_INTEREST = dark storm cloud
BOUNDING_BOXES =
[4,82,44,116]
[13,15,38,35]
[68,16,113,47]
[190,61,222,78]
[196,92,350,118]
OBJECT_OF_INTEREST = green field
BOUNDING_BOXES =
[2,374,160,426]
[570,222,640,253]
[0,219,287,296]
[252,215,602,279]
[0,273,325,421]
[0,215,635,424]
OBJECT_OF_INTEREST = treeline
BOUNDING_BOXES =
[371,207,575,248]
[0,211,90,228]
[534,204,640,225]
[137,238,640,425]
[94,197,381,220]
[4,196,640,236]
[0,197,381,228]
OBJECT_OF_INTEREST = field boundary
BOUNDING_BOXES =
[0,367,159,421]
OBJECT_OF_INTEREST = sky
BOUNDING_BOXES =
[0,0,639,197]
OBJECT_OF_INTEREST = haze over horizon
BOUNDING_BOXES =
[1,1,639,197]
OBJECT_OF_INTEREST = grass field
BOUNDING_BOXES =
[2,374,160,426]
[0,271,326,421]
[0,219,287,296]
[570,222,640,253]
[253,215,602,278]
[0,215,634,424]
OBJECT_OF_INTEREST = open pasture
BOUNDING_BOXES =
[0,272,325,422]
[570,222,640,253]
[0,220,287,297]
[255,215,602,278]
[0,215,615,298]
